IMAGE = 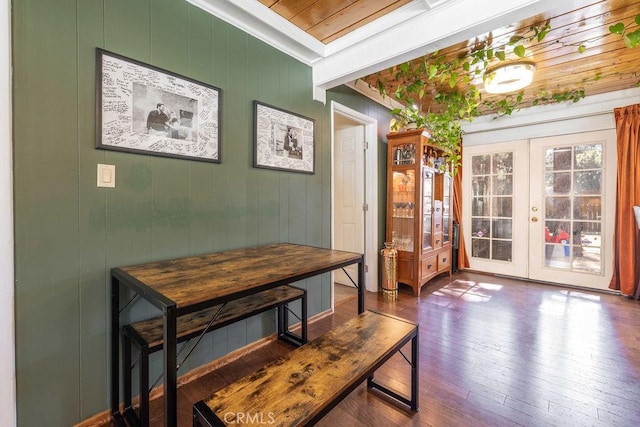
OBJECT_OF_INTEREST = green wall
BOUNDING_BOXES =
[12,0,391,424]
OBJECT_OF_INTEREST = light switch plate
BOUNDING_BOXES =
[97,164,115,188]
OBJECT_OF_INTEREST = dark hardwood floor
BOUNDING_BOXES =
[123,272,640,426]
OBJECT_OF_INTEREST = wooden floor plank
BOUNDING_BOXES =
[95,271,640,426]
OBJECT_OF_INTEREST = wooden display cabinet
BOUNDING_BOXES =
[386,129,453,296]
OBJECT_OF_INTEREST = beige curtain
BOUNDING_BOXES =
[609,104,640,295]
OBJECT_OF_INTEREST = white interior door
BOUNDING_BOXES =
[463,130,616,290]
[333,125,365,286]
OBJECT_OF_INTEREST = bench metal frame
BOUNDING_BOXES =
[121,286,307,427]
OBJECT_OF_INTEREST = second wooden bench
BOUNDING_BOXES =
[122,284,307,426]
[193,310,418,426]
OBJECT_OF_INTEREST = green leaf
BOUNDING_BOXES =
[537,29,548,42]
[429,64,438,79]
[636,14,640,25]
[449,72,458,88]
[513,45,526,58]
[578,44,586,54]
[487,48,494,60]
[623,34,634,48]
[496,51,506,61]
[509,35,523,45]
[462,61,470,72]
[609,23,624,35]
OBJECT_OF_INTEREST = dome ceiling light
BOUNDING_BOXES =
[484,61,536,94]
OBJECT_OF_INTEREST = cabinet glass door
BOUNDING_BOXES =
[443,172,451,243]
[391,170,415,252]
[392,143,416,166]
[423,170,434,250]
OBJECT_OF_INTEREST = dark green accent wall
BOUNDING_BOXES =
[11,0,391,424]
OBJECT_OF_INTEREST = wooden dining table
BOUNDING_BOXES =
[109,243,365,427]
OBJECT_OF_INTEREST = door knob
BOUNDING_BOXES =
[531,206,538,212]
[531,217,538,223]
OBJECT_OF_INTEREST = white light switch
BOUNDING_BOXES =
[97,164,115,188]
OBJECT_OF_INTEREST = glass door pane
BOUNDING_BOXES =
[391,170,415,252]
[423,170,433,250]
[470,152,514,262]
[543,144,603,273]
[392,143,416,166]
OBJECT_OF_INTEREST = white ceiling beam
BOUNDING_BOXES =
[186,0,577,103]
[313,0,578,95]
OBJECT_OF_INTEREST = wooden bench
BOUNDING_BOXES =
[122,285,307,426]
[193,310,418,426]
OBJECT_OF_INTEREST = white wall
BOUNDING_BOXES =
[1,0,16,425]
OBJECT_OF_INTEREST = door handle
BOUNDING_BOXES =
[531,217,538,223]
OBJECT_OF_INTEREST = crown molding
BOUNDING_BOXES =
[186,0,441,65]
[186,0,326,64]
[344,80,405,111]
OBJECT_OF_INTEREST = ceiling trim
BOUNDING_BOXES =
[186,0,436,65]
[345,80,405,112]
[187,0,580,101]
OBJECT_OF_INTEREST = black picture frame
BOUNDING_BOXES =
[253,101,315,174]
[96,48,221,163]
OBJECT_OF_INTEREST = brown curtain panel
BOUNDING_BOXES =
[453,155,470,270]
[609,104,640,295]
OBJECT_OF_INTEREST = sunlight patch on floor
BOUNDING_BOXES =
[431,280,503,304]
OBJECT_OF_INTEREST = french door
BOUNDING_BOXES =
[462,130,616,290]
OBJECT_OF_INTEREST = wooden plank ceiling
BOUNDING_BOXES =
[259,0,640,115]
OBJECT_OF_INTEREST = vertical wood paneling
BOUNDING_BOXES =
[105,0,150,59]
[13,0,80,424]
[211,17,229,252]
[245,37,265,341]
[222,23,250,354]
[187,6,216,256]
[224,25,249,253]
[148,1,190,261]
[254,40,282,245]
[12,0,391,423]
[77,0,108,418]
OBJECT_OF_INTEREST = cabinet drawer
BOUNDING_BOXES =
[420,256,438,279]
[438,251,451,271]
[432,232,443,248]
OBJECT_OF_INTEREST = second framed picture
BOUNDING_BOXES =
[253,101,315,174]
